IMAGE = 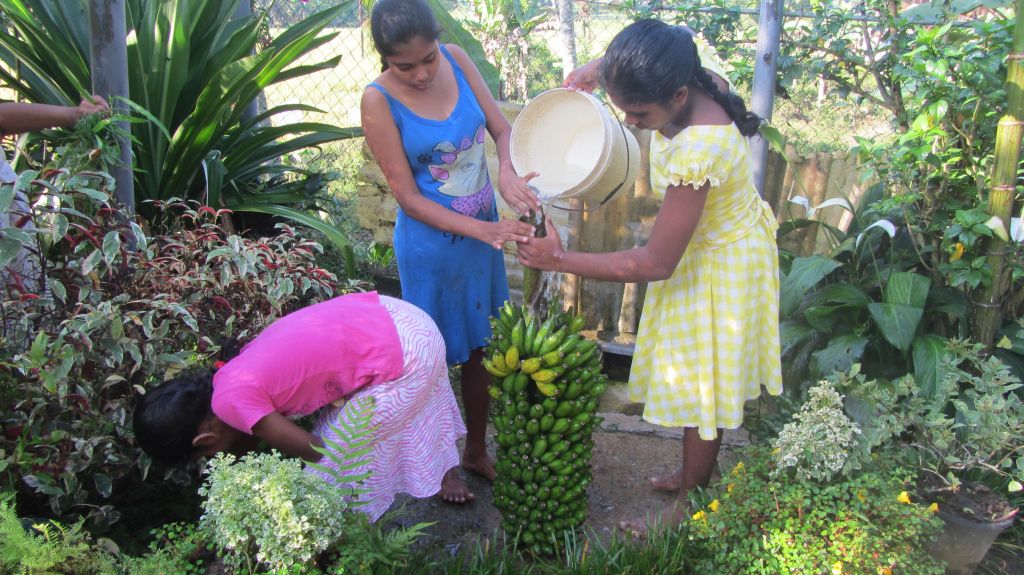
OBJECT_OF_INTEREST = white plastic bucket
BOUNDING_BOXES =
[510,88,640,206]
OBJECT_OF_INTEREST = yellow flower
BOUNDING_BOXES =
[856,490,866,502]
[832,561,843,575]
[950,242,965,262]
[726,483,735,493]
[878,567,893,575]
[928,502,939,513]
[691,510,707,521]
[897,491,912,504]
[731,462,744,476]
[708,499,721,512]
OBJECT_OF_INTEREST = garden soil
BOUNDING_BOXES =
[381,415,747,555]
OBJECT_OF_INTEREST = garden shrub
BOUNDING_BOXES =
[199,451,352,574]
[199,399,430,575]
[771,380,861,483]
[687,446,944,575]
[0,168,356,528]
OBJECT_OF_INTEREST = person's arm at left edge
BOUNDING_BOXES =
[251,412,324,463]
[0,96,109,136]
[446,44,540,216]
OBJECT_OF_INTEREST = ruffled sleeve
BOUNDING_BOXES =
[650,132,732,195]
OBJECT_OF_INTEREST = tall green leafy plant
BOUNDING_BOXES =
[777,188,964,402]
[0,0,359,275]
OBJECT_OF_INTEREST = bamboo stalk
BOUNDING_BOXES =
[972,0,1024,351]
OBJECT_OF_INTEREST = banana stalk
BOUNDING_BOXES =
[484,300,609,556]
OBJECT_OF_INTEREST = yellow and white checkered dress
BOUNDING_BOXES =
[627,123,783,439]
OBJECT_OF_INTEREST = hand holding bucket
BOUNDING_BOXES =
[510,89,641,211]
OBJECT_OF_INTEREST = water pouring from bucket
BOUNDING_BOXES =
[511,89,639,308]
[510,88,641,211]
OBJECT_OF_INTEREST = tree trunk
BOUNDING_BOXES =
[750,0,785,197]
[972,0,1024,351]
[555,0,576,79]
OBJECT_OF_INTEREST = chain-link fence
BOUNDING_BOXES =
[252,0,898,162]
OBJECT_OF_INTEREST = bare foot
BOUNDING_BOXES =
[648,467,722,492]
[649,469,683,492]
[437,468,475,504]
[617,501,691,539]
[462,450,496,482]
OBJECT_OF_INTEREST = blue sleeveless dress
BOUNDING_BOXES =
[368,45,508,366]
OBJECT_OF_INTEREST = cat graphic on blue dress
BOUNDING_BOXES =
[429,126,496,219]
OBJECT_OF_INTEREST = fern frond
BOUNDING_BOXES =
[0,492,92,574]
[307,396,378,508]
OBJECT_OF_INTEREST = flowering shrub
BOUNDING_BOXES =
[199,451,351,574]
[771,380,862,483]
[688,446,944,575]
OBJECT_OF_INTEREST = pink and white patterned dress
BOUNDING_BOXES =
[211,292,465,522]
[310,297,465,521]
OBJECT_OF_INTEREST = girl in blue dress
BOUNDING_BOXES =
[362,0,539,503]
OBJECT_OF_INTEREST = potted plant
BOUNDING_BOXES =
[837,341,1023,575]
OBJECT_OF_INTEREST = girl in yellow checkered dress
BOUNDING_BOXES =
[517,19,782,536]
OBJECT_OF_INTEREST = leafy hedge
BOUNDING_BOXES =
[0,167,358,528]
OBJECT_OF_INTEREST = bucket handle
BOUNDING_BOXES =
[545,101,634,213]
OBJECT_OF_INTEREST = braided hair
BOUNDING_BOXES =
[369,0,441,72]
[601,19,762,137]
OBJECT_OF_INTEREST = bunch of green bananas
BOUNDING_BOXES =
[484,300,609,556]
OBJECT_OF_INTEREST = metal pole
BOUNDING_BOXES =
[750,0,784,196]
[88,0,134,212]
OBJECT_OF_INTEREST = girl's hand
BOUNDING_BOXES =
[498,166,541,215]
[563,58,603,93]
[76,95,109,120]
[516,217,565,271]
[481,218,535,250]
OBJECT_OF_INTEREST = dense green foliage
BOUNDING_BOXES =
[0,0,360,273]
[687,447,944,575]
[0,163,350,527]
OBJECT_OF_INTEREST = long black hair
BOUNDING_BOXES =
[133,370,214,465]
[369,0,441,71]
[601,19,762,137]
[132,338,243,464]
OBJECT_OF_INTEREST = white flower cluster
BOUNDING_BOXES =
[198,451,350,573]
[772,381,862,483]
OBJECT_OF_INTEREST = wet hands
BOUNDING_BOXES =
[516,216,564,271]
[485,218,534,250]
[497,166,540,215]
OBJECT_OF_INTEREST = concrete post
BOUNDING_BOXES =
[88,0,134,212]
